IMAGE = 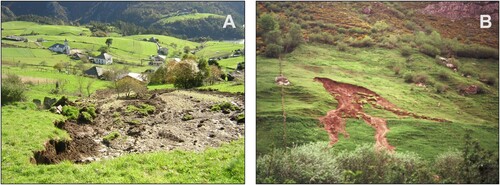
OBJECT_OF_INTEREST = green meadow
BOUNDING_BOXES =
[256,43,499,160]
[1,20,245,183]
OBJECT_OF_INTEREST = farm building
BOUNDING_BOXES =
[117,72,147,83]
[84,66,104,79]
[92,52,113,65]
[158,47,168,55]
[149,55,166,66]
[4,35,26,41]
[48,39,70,55]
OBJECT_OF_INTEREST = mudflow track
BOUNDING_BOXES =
[32,90,244,164]
[314,77,449,151]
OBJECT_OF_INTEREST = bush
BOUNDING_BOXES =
[392,65,402,75]
[419,43,441,57]
[80,112,93,122]
[336,145,433,183]
[182,113,194,121]
[434,150,463,183]
[435,84,449,93]
[257,142,341,183]
[404,73,429,84]
[404,20,418,30]
[126,104,156,116]
[349,27,368,34]
[436,70,450,81]
[264,43,283,58]
[309,32,335,45]
[453,44,499,59]
[372,21,390,33]
[400,45,412,57]
[479,74,497,86]
[1,74,26,105]
[337,42,349,52]
[62,106,79,120]
[350,36,374,47]
[460,68,475,77]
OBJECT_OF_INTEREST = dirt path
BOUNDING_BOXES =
[32,90,244,164]
[314,77,448,151]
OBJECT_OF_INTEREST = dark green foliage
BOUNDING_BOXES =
[479,74,497,86]
[103,131,120,144]
[460,132,499,184]
[435,84,449,94]
[236,113,245,124]
[400,45,412,57]
[453,44,499,59]
[211,102,240,113]
[436,70,450,81]
[309,32,335,45]
[80,112,93,122]
[350,36,374,47]
[404,73,429,84]
[282,23,303,52]
[419,44,440,57]
[258,13,279,34]
[1,74,26,105]
[256,142,341,183]
[264,44,283,58]
[148,66,168,85]
[62,106,79,120]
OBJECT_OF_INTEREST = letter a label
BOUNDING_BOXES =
[223,15,236,28]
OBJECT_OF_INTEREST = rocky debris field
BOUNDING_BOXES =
[32,90,245,164]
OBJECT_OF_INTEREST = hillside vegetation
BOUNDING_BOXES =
[257,2,498,183]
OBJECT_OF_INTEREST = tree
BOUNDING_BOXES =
[105,38,113,48]
[53,62,65,72]
[197,58,210,79]
[265,43,283,58]
[206,65,222,85]
[1,74,26,105]
[98,46,109,53]
[148,66,168,85]
[170,60,203,89]
[86,79,95,98]
[258,13,279,35]
[283,23,303,52]
[116,77,147,98]
[183,46,191,54]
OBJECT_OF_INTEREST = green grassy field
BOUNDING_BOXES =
[218,56,244,71]
[196,41,243,58]
[1,21,92,36]
[256,43,499,160]
[1,103,244,183]
[155,13,225,24]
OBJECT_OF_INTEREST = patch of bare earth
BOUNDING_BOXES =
[32,90,244,164]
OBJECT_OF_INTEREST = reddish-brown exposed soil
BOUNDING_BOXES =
[32,90,245,164]
[314,77,448,151]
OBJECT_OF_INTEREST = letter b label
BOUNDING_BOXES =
[480,15,491,28]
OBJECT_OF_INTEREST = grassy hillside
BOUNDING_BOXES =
[256,43,498,160]
[155,13,225,24]
[2,21,92,36]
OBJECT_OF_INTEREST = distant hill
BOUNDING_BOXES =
[1,1,244,40]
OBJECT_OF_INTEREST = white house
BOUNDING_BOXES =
[93,53,113,65]
[48,39,70,55]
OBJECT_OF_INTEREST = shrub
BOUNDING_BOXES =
[460,68,475,77]
[404,73,429,84]
[453,44,499,59]
[337,42,349,52]
[1,74,26,105]
[336,144,433,183]
[460,132,499,183]
[350,36,374,47]
[62,106,79,120]
[257,142,341,183]
[400,45,412,57]
[392,65,402,75]
[264,43,283,58]
[309,32,335,45]
[404,20,418,30]
[479,74,497,86]
[435,84,449,93]
[372,21,390,33]
[419,43,441,57]
[436,70,450,81]
[434,150,463,183]
[349,27,368,34]
[236,113,245,124]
